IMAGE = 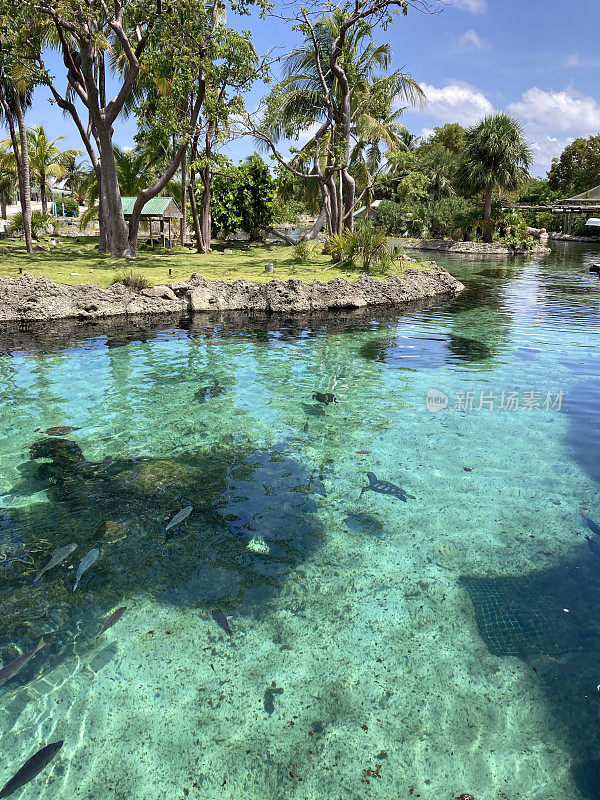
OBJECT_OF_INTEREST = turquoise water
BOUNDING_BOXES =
[1,242,600,799]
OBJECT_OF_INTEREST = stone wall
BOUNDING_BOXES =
[396,238,551,256]
[0,265,464,323]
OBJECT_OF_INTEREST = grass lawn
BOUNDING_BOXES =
[0,235,426,288]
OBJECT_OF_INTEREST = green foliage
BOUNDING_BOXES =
[518,177,560,205]
[110,271,151,291]
[7,210,52,237]
[210,153,274,239]
[293,240,316,264]
[54,197,79,217]
[373,200,404,234]
[496,210,534,250]
[547,135,600,195]
[329,219,398,274]
[420,123,467,155]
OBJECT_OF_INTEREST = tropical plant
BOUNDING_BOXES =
[456,113,532,243]
[3,125,82,214]
[7,210,52,238]
[110,271,151,291]
[0,170,15,219]
[293,240,316,263]
[210,154,274,240]
[329,218,395,273]
[257,8,424,235]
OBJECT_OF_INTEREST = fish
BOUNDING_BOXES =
[34,543,77,582]
[0,741,63,798]
[584,516,600,538]
[46,426,80,436]
[93,456,114,474]
[0,639,45,687]
[97,607,127,639]
[312,391,337,404]
[194,384,226,402]
[125,466,142,482]
[73,548,100,591]
[360,472,415,502]
[212,609,232,636]
[165,505,193,532]
[585,536,600,558]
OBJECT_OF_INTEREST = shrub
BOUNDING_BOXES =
[110,271,151,291]
[373,200,404,235]
[328,220,400,274]
[293,240,315,264]
[54,197,79,217]
[7,211,53,238]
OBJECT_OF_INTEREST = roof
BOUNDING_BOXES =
[121,196,182,218]
[559,185,600,204]
[353,199,383,218]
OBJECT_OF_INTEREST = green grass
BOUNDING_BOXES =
[0,236,427,288]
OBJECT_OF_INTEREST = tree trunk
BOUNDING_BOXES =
[1,199,6,220]
[97,125,134,257]
[483,186,493,243]
[180,146,187,245]
[199,164,212,253]
[188,172,203,253]
[14,94,33,252]
[40,169,47,214]
[301,204,327,241]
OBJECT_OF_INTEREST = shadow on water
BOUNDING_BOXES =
[359,332,492,368]
[561,373,600,486]
[0,434,323,692]
[461,548,600,800]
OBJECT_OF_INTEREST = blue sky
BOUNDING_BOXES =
[23,0,600,177]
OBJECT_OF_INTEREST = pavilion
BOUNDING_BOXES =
[121,196,182,247]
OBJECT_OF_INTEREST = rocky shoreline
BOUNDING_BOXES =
[397,238,551,256]
[0,265,464,323]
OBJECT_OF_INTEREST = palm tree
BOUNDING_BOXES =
[0,170,15,219]
[26,126,82,213]
[456,113,532,243]
[262,11,424,233]
[0,70,34,250]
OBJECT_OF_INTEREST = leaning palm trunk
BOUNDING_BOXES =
[301,204,327,241]
[14,94,33,252]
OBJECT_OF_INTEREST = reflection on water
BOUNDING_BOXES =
[0,241,600,799]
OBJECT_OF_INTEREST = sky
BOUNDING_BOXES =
[21,0,600,178]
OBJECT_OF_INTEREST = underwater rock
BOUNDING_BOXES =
[247,537,270,555]
[97,521,128,544]
[30,437,84,464]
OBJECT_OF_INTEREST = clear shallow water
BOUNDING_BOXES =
[1,242,600,799]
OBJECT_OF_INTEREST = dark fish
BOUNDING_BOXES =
[212,609,232,636]
[312,391,337,404]
[360,472,415,502]
[194,384,226,402]
[584,516,600,538]
[34,543,77,582]
[93,456,114,474]
[125,466,142,482]
[0,639,44,686]
[97,607,127,639]
[165,505,193,532]
[46,426,80,436]
[585,536,600,558]
[0,741,63,798]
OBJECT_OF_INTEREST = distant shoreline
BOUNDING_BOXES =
[396,238,552,256]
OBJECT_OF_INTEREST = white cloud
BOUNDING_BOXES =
[457,29,488,50]
[529,134,574,170]
[418,82,493,126]
[508,87,600,132]
[566,54,580,67]
[420,127,435,141]
[452,0,487,14]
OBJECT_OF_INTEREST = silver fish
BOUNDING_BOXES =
[73,549,99,591]
[165,505,193,532]
[0,741,63,798]
[0,639,44,687]
[93,456,114,474]
[34,543,77,582]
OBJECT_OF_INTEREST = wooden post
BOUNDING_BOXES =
[150,218,154,247]
[168,218,171,249]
